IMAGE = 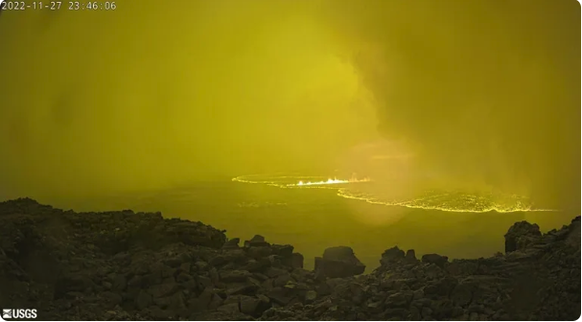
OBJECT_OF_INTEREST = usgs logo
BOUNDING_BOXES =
[1,309,37,320]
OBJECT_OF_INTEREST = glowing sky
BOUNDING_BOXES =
[0,0,579,212]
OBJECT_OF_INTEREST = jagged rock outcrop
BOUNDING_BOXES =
[504,221,542,253]
[0,198,579,320]
[315,246,366,278]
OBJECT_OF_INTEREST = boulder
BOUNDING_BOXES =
[220,270,252,283]
[100,291,123,309]
[148,282,180,298]
[271,244,294,257]
[246,246,272,259]
[111,275,127,292]
[265,267,288,278]
[406,249,418,262]
[222,238,240,250]
[504,221,542,253]
[161,221,226,249]
[291,253,304,269]
[239,295,270,317]
[135,290,153,310]
[225,282,258,296]
[244,235,270,247]
[217,302,240,314]
[54,274,95,298]
[422,254,449,268]
[267,287,294,306]
[188,287,222,313]
[242,258,270,272]
[380,246,405,266]
[316,246,366,278]
[566,216,581,247]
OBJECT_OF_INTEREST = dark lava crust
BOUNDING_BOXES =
[0,198,579,320]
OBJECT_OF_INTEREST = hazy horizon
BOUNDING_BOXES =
[1,0,580,213]
[17,179,575,272]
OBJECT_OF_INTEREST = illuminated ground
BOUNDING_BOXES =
[232,174,555,213]
[53,176,571,270]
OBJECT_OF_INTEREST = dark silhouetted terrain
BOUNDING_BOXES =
[0,198,579,320]
[45,180,575,272]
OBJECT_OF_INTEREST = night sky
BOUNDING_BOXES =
[0,0,579,212]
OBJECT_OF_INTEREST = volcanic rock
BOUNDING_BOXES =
[504,221,542,253]
[222,238,241,250]
[380,246,405,265]
[421,253,449,267]
[405,249,418,262]
[316,246,366,278]
[291,253,304,269]
[245,235,270,248]
[0,198,578,321]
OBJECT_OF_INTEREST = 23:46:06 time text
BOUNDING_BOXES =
[0,1,117,10]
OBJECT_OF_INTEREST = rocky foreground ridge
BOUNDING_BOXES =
[0,198,579,320]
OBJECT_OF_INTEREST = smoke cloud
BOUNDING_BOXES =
[0,0,579,211]
[321,0,580,210]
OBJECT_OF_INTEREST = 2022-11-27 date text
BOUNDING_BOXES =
[0,1,117,11]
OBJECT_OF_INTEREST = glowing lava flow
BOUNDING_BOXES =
[336,189,558,213]
[231,174,328,188]
[289,177,370,187]
[231,174,558,213]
